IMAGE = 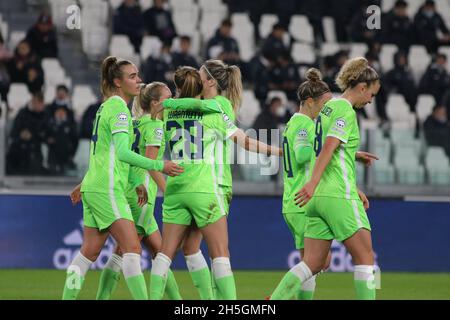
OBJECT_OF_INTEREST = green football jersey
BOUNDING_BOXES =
[164,107,238,194]
[126,115,165,203]
[282,113,315,213]
[312,98,360,200]
[81,96,133,194]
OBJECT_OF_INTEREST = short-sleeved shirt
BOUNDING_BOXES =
[126,115,165,203]
[164,107,238,194]
[81,95,133,194]
[312,98,360,200]
[282,113,315,213]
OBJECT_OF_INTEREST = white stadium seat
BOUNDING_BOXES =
[7,84,31,117]
[259,14,278,40]
[409,45,431,82]
[140,36,162,60]
[238,90,260,129]
[380,44,398,72]
[72,85,98,121]
[292,42,315,64]
[322,17,336,43]
[289,15,314,43]
[417,94,435,122]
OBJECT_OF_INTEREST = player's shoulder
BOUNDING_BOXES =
[323,98,354,117]
[214,95,234,117]
[103,95,130,116]
[287,113,314,130]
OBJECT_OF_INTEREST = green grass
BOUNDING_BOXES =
[0,270,449,300]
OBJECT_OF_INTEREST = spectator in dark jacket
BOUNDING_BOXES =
[113,0,144,53]
[7,40,44,93]
[365,51,389,126]
[0,32,12,110]
[419,53,450,104]
[46,104,78,174]
[413,0,450,53]
[423,105,450,156]
[6,92,48,175]
[252,96,286,144]
[142,0,177,45]
[25,13,58,58]
[80,100,102,139]
[142,43,174,90]
[171,36,198,70]
[382,0,414,52]
[261,23,289,61]
[249,51,277,108]
[206,19,241,65]
[46,84,74,120]
[323,50,349,93]
[270,50,300,102]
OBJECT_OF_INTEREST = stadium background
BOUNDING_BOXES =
[0,0,449,299]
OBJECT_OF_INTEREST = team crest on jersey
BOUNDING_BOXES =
[298,129,308,138]
[222,113,230,122]
[155,128,163,138]
[117,113,128,122]
[336,118,346,129]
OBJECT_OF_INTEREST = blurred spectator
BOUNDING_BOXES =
[349,4,381,50]
[143,0,177,45]
[423,105,450,156]
[384,51,418,116]
[80,100,102,139]
[206,19,241,65]
[142,43,174,90]
[113,0,144,53]
[261,23,289,61]
[6,40,44,93]
[6,92,48,175]
[46,84,74,120]
[252,96,287,144]
[171,36,199,70]
[273,0,297,28]
[25,13,58,58]
[0,32,12,111]
[249,51,277,108]
[419,53,450,104]
[366,51,389,127]
[270,50,300,102]
[46,105,78,175]
[439,89,450,122]
[323,50,349,92]
[413,0,450,53]
[328,0,361,42]
[382,0,414,52]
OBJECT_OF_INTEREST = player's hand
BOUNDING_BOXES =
[162,160,184,177]
[356,151,379,167]
[358,189,370,210]
[294,181,316,207]
[135,184,148,207]
[70,184,82,205]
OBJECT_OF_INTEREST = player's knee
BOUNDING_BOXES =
[121,242,142,255]
[80,246,101,262]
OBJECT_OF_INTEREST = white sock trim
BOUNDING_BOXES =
[301,275,316,292]
[212,257,233,279]
[122,253,142,279]
[105,254,123,273]
[68,252,92,277]
[185,250,208,272]
[151,253,172,278]
[290,261,313,283]
[354,265,374,281]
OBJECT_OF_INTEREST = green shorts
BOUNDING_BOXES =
[127,192,159,237]
[219,185,233,216]
[283,212,306,250]
[163,192,228,228]
[304,196,371,242]
[82,192,134,231]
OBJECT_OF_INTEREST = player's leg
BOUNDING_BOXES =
[96,244,123,300]
[62,226,109,300]
[109,218,147,300]
[182,225,213,300]
[143,229,182,300]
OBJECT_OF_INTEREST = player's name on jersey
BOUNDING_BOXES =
[167,110,204,120]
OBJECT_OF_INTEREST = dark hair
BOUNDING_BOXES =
[436,53,447,61]
[297,68,330,103]
[56,84,69,93]
[180,35,191,42]
[221,19,232,27]
[32,91,44,102]
[433,105,445,112]
[100,56,133,97]
[272,23,286,31]
[174,66,203,98]
[394,0,408,8]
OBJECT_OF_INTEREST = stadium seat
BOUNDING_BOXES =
[382,0,396,11]
[416,94,435,122]
[198,0,224,9]
[356,163,365,184]
[349,43,368,59]
[42,58,67,87]
[0,18,8,41]
[289,15,314,43]
[238,90,260,129]
[44,85,56,104]
[109,35,140,65]
[80,0,109,27]
[394,147,425,184]
[82,25,109,60]
[259,14,278,40]
[322,17,336,43]
[231,13,253,34]
[173,6,199,35]
[291,42,316,64]
[231,21,255,62]
[169,0,195,11]
[407,0,423,17]
[200,10,227,43]
[73,139,91,178]
[386,93,415,124]
[438,46,450,73]
[140,36,162,60]
[139,0,153,11]
[380,44,397,72]
[171,32,201,57]
[409,45,431,82]
[109,0,123,10]
[72,85,98,121]
[425,146,450,185]
[7,83,31,117]
[237,145,273,182]
[390,128,422,153]
[373,162,396,184]
[8,30,26,51]
[320,42,340,57]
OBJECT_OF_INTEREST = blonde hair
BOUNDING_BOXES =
[132,82,167,119]
[297,68,330,103]
[202,59,242,115]
[335,57,379,92]
[100,56,132,98]
[174,66,203,98]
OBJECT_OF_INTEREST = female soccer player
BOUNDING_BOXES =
[272,57,380,300]
[150,66,282,300]
[62,56,182,300]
